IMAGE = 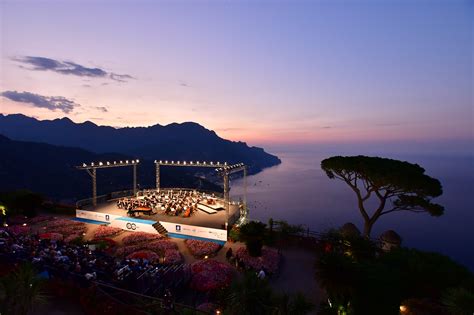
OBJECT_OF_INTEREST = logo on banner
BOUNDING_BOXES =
[126,223,137,230]
[175,225,181,232]
[105,215,110,221]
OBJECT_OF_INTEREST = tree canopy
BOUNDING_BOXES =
[321,156,444,236]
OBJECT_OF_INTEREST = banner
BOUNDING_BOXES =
[159,221,227,242]
[76,210,121,223]
[109,217,159,234]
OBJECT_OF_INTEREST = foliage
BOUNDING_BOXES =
[122,232,163,245]
[223,272,275,314]
[239,221,267,257]
[229,227,240,242]
[0,202,6,216]
[321,156,444,236]
[315,235,474,315]
[185,239,221,257]
[93,225,123,238]
[273,220,305,238]
[274,292,315,315]
[223,272,314,315]
[0,263,48,315]
[190,259,234,292]
[442,287,474,315]
[235,246,280,274]
[379,248,474,298]
[0,190,44,218]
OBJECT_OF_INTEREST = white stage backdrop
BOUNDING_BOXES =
[76,210,122,223]
[159,221,227,242]
[109,218,159,234]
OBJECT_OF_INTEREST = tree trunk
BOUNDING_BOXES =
[363,220,374,238]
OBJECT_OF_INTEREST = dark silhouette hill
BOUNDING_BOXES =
[0,135,220,202]
[0,114,280,173]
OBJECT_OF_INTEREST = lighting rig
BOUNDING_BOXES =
[76,159,140,207]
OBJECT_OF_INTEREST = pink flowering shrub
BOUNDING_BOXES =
[43,219,86,236]
[52,225,86,235]
[64,233,82,243]
[163,249,183,265]
[146,240,177,253]
[39,232,64,241]
[45,219,82,228]
[115,245,142,257]
[122,232,163,245]
[93,225,123,238]
[7,215,27,225]
[235,247,280,274]
[127,250,160,262]
[29,215,53,224]
[190,259,234,292]
[185,239,221,257]
[6,225,30,236]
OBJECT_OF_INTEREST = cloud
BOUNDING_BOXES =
[95,106,108,113]
[1,90,79,113]
[110,73,133,82]
[14,56,134,82]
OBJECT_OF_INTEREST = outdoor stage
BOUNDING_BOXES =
[75,159,248,243]
[82,197,240,230]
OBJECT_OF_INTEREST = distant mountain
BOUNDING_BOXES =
[0,135,220,201]
[0,114,280,173]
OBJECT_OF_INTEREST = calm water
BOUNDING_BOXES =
[232,151,474,270]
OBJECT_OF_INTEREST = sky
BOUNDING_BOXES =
[0,0,472,152]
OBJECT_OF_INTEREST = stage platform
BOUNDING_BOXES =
[82,199,240,230]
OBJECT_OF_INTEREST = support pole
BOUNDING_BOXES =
[223,172,230,230]
[133,164,137,195]
[86,168,97,207]
[156,164,160,191]
[243,166,248,223]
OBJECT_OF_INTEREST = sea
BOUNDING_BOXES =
[232,150,474,271]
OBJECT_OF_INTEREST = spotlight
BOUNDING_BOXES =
[82,163,87,167]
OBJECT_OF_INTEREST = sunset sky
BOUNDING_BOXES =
[0,0,472,149]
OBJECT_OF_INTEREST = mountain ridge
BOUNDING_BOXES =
[0,113,280,173]
[0,134,221,201]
